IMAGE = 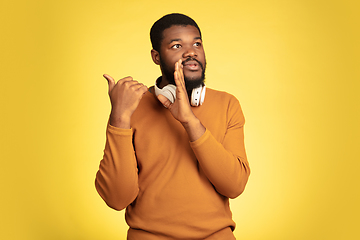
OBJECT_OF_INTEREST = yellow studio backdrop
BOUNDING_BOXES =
[1,0,359,239]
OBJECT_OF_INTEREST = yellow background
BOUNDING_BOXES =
[1,0,359,239]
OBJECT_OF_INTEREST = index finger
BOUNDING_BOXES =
[174,59,185,89]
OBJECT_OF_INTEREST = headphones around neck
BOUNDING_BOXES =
[154,79,206,107]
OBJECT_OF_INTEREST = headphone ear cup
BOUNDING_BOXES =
[163,85,177,103]
[191,85,206,106]
[199,85,206,105]
[154,84,176,103]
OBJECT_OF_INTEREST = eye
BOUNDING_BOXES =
[172,44,181,49]
[194,42,202,47]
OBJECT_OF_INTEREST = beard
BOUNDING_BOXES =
[160,57,206,95]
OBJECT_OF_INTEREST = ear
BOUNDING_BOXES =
[151,49,160,65]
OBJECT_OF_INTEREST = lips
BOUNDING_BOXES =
[182,59,202,71]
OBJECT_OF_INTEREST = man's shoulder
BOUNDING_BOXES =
[205,88,239,103]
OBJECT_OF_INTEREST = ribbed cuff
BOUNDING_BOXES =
[189,128,210,148]
[107,123,133,136]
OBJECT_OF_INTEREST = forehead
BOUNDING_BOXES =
[162,25,201,44]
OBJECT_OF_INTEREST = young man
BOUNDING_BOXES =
[95,13,250,240]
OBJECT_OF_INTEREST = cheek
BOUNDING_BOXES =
[199,51,206,60]
[162,53,177,66]
[161,59,175,73]
[201,56,207,68]
[167,60,178,71]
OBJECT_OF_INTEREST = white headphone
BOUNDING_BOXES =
[154,79,206,106]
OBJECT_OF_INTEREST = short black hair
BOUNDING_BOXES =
[150,13,202,52]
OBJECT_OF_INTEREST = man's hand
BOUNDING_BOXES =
[157,59,205,141]
[104,74,148,129]
[157,59,194,123]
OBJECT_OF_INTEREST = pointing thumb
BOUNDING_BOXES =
[103,74,115,93]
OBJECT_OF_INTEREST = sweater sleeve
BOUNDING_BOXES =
[190,97,250,199]
[95,124,139,211]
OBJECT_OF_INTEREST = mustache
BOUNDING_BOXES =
[182,57,204,70]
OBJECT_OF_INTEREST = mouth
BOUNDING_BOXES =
[182,59,202,71]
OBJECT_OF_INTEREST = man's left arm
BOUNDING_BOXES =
[190,97,250,199]
[157,59,250,198]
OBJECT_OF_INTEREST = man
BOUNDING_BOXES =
[95,13,250,240]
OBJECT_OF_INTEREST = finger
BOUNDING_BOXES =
[138,85,149,99]
[174,64,179,87]
[178,60,185,89]
[157,94,172,109]
[117,76,135,87]
[125,81,146,92]
[119,76,134,83]
[178,59,184,78]
[103,74,115,93]
[132,83,148,93]
[119,78,142,91]
[174,61,186,91]
[176,60,185,88]
[139,84,148,94]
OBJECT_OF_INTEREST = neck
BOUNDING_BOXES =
[157,76,171,89]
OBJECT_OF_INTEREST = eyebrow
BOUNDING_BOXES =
[169,38,181,44]
[168,37,202,44]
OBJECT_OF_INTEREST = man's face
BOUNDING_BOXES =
[159,25,206,91]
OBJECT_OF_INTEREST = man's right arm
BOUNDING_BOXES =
[95,74,147,210]
[95,124,139,211]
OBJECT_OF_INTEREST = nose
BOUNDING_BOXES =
[182,46,197,58]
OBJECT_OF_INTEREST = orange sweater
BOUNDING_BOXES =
[95,88,250,239]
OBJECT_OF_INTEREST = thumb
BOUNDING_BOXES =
[103,74,115,93]
[157,94,172,109]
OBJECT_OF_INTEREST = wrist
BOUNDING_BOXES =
[181,116,200,129]
[181,117,205,142]
[109,111,131,129]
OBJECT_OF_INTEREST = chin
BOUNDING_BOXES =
[184,73,203,82]
[184,75,205,92]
